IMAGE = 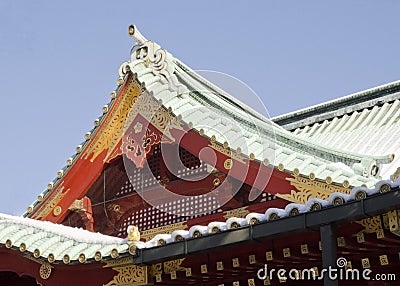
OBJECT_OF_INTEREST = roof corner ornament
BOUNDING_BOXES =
[128,24,147,45]
[353,158,380,178]
[123,24,185,94]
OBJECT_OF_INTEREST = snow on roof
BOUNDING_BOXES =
[22,25,395,222]
[3,173,399,264]
[0,214,122,244]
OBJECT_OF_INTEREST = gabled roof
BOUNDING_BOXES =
[23,25,394,218]
[274,81,400,179]
[119,26,390,184]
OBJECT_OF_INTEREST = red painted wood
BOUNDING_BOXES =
[32,79,294,226]
[171,127,294,196]
[31,76,133,223]
[0,248,116,286]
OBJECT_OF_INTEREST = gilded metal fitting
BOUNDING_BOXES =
[63,254,70,264]
[47,182,54,190]
[57,170,64,178]
[109,91,117,99]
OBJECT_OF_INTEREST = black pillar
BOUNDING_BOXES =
[320,224,338,286]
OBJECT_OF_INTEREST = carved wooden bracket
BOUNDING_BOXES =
[104,265,150,286]
[68,197,94,232]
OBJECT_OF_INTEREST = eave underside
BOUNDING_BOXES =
[2,188,400,285]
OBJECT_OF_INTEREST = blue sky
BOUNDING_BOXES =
[0,1,399,215]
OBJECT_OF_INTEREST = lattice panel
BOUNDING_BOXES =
[180,147,200,169]
[117,145,209,197]
[146,145,161,181]
[117,195,221,236]
[260,192,276,202]
[177,147,208,178]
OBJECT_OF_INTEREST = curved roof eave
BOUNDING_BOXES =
[122,26,393,188]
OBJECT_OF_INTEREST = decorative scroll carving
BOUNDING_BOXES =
[141,221,187,242]
[130,40,184,94]
[223,207,249,219]
[292,175,351,194]
[163,259,185,274]
[108,91,184,167]
[84,77,142,162]
[122,127,162,168]
[277,176,351,204]
[129,92,184,141]
[149,263,162,277]
[277,189,329,204]
[209,142,245,163]
[104,265,148,286]
[357,216,383,233]
[81,65,184,166]
[52,206,62,216]
[104,257,134,268]
[34,183,69,219]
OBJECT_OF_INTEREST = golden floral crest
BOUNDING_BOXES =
[277,175,351,204]
[104,265,148,286]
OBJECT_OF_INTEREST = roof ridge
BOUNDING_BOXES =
[273,80,400,129]
[172,58,394,173]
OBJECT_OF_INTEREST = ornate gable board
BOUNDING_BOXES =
[29,74,143,222]
[28,71,189,223]
[25,26,285,228]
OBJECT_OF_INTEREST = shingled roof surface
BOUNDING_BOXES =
[274,80,400,179]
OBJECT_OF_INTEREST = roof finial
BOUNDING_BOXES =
[128,24,147,45]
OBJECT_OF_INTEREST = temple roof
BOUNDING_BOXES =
[3,173,400,262]
[273,80,400,130]
[274,80,400,179]
[0,214,127,263]
[22,25,397,217]
[119,26,392,184]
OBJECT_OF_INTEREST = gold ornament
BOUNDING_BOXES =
[39,263,52,280]
[127,226,141,242]
[104,265,148,286]
[224,158,233,170]
[53,206,62,216]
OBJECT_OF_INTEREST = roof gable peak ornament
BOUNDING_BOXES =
[128,24,147,45]
[123,24,185,94]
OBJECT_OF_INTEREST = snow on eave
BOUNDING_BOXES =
[0,213,123,245]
